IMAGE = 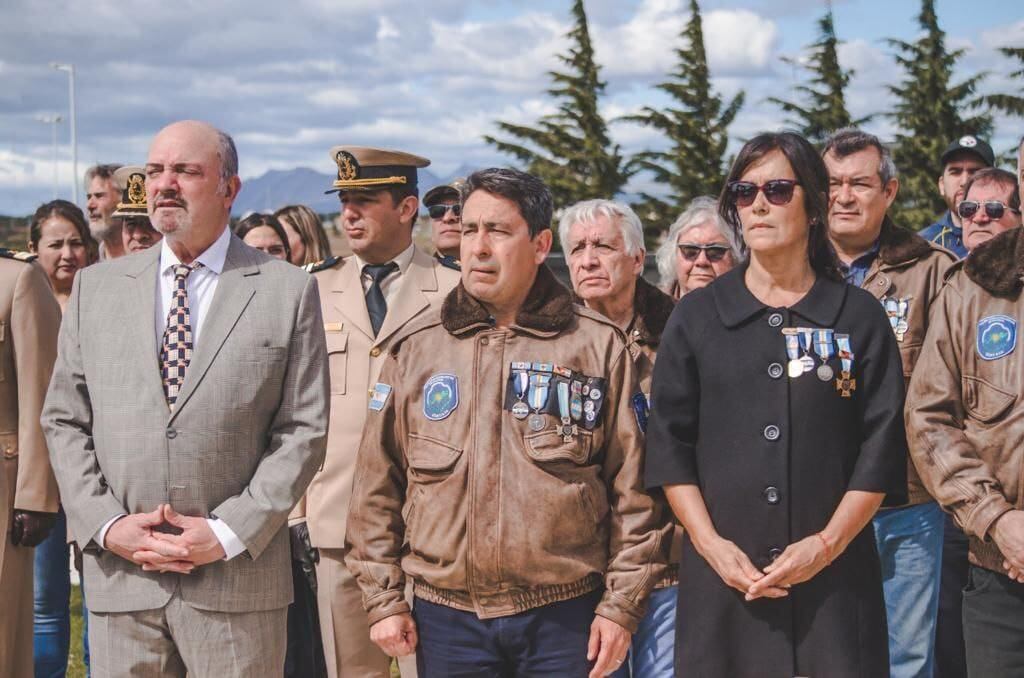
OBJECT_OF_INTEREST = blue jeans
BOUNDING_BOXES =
[33,509,71,678]
[413,590,601,676]
[610,585,676,677]
[873,501,944,678]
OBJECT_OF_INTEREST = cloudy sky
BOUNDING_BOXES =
[1,0,1021,214]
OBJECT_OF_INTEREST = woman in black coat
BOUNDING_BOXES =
[645,131,907,678]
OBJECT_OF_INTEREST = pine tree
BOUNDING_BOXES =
[886,0,992,231]
[981,47,1024,117]
[484,0,628,212]
[623,0,744,238]
[767,7,862,145]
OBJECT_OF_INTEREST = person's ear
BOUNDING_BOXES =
[533,228,553,264]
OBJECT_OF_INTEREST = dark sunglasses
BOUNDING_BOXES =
[957,200,1021,221]
[678,244,730,262]
[726,179,800,207]
[428,203,461,219]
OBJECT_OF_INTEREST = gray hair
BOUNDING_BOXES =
[557,199,645,257]
[216,128,238,184]
[656,196,743,289]
[822,127,898,186]
[84,163,122,187]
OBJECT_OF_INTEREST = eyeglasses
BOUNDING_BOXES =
[957,200,1021,221]
[678,244,731,262]
[428,203,461,219]
[726,180,800,207]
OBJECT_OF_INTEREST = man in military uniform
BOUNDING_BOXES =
[85,163,126,260]
[112,165,163,254]
[0,249,62,676]
[823,128,955,678]
[298,146,460,678]
[919,135,994,258]
[906,221,1024,676]
[422,179,464,269]
[560,198,680,677]
[345,168,667,677]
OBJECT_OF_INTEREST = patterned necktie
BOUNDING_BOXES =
[364,262,398,337]
[161,263,203,408]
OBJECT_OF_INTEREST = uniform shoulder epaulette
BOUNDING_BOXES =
[0,247,37,263]
[304,255,342,273]
[435,254,461,271]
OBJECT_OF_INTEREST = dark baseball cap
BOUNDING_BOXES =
[940,135,994,168]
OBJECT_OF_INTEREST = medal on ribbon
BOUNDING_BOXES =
[782,328,803,378]
[511,365,530,420]
[556,380,577,442]
[834,333,856,398]
[798,327,816,373]
[895,297,911,342]
[570,380,584,421]
[814,329,835,381]
[528,373,552,431]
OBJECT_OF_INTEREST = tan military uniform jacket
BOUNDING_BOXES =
[301,246,459,547]
[345,265,668,633]
[0,255,61,560]
[859,220,955,505]
[907,227,1024,573]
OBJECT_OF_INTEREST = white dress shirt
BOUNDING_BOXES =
[98,226,245,560]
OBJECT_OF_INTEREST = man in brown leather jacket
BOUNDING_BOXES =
[345,168,668,678]
[906,177,1024,676]
[823,128,956,677]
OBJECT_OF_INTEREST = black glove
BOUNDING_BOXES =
[10,510,57,547]
[290,521,319,594]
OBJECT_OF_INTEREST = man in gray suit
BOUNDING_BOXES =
[42,120,329,677]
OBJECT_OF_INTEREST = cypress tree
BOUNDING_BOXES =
[484,0,628,211]
[886,0,992,230]
[623,0,744,238]
[767,7,862,144]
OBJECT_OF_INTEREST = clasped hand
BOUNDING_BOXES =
[104,504,226,574]
[699,534,831,601]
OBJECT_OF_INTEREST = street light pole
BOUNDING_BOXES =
[36,114,64,199]
[51,63,77,204]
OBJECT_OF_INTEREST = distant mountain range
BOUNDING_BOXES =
[232,164,477,216]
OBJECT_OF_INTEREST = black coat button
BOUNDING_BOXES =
[768,363,784,379]
[166,429,177,439]
[763,425,780,441]
[764,486,780,504]
[768,547,784,562]
[768,312,783,327]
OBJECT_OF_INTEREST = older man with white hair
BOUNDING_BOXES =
[561,199,680,677]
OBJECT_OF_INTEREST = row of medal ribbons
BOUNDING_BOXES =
[780,327,855,383]
[503,361,608,433]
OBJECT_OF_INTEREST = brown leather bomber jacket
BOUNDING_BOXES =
[906,227,1024,573]
[345,265,669,632]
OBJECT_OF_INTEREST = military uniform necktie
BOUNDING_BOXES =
[161,263,202,408]
[363,262,398,337]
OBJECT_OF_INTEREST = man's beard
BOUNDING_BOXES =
[89,218,119,242]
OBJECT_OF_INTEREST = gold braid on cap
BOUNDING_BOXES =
[332,176,408,188]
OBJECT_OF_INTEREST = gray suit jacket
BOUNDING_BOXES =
[42,234,329,614]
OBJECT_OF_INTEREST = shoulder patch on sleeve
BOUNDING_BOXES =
[369,383,393,411]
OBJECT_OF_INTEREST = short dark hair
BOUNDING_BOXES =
[963,167,1021,213]
[234,212,292,262]
[29,199,98,262]
[462,168,553,237]
[822,127,898,185]
[719,131,841,282]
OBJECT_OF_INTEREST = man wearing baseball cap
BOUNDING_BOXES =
[919,134,995,258]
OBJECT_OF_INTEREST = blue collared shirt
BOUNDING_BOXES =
[919,211,967,259]
[840,240,881,288]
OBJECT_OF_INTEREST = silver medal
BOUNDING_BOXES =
[528,414,546,432]
[787,359,805,378]
[800,355,816,373]
[512,401,529,419]
[816,364,834,381]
